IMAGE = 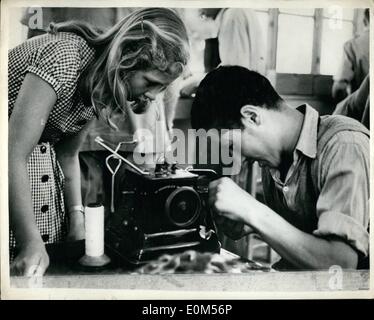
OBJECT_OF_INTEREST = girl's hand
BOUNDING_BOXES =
[10,240,49,276]
[208,177,261,225]
[66,210,85,241]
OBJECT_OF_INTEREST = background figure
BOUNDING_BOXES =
[181,8,266,94]
[332,9,369,103]
[333,75,370,129]
[201,8,266,73]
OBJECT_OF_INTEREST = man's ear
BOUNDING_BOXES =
[240,105,261,126]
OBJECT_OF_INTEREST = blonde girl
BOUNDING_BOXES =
[8,7,189,275]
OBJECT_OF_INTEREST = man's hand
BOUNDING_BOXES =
[215,215,254,240]
[208,177,261,224]
[10,240,49,276]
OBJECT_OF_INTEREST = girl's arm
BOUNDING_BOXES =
[9,73,57,276]
[55,120,94,241]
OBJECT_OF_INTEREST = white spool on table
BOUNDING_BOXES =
[79,203,111,267]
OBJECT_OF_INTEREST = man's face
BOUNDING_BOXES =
[127,69,176,114]
[220,109,282,169]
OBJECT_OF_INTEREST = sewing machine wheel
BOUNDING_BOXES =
[164,187,201,228]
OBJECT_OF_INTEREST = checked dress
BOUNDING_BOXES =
[8,32,96,260]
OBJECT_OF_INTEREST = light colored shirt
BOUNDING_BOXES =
[262,105,370,263]
[216,8,266,74]
[334,30,369,92]
[334,75,370,129]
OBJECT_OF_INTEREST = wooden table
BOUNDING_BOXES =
[10,269,369,292]
[8,243,370,295]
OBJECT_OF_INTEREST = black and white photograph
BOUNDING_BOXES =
[0,0,372,300]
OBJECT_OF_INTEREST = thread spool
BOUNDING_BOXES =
[79,203,110,267]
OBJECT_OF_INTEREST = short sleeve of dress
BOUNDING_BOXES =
[26,39,81,99]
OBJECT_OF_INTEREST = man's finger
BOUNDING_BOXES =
[208,179,221,189]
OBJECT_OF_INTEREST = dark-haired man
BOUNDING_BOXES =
[191,66,369,270]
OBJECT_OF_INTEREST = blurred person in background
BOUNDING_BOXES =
[200,8,266,73]
[332,9,369,103]
[181,8,266,96]
[333,75,370,129]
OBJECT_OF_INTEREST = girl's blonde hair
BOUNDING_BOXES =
[49,8,190,124]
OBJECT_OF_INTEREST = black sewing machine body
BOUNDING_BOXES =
[105,163,221,266]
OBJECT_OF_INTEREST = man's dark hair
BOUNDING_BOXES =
[191,66,283,130]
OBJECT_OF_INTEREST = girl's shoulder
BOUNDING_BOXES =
[10,31,95,65]
[9,32,95,100]
[36,32,94,59]
[47,31,92,49]
[43,32,96,69]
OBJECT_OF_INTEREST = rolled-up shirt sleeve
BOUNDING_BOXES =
[313,131,370,256]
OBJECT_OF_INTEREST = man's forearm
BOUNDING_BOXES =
[245,202,358,269]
